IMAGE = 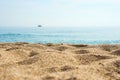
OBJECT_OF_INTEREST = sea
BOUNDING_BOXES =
[0,26,120,44]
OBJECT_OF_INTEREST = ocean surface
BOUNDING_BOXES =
[0,27,120,44]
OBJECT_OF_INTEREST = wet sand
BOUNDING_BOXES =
[0,42,120,80]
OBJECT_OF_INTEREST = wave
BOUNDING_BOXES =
[0,33,120,44]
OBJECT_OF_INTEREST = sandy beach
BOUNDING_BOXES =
[0,42,120,80]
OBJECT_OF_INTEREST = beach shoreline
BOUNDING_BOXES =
[0,42,120,80]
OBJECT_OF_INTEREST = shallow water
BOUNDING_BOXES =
[0,27,120,44]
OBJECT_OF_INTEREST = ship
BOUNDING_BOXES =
[38,25,42,27]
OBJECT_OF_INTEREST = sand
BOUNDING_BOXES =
[0,42,120,80]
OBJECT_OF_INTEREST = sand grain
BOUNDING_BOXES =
[0,43,120,80]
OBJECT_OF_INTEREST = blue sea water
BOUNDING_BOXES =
[0,27,120,44]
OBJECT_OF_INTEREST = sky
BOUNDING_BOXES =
[0,0,120,28]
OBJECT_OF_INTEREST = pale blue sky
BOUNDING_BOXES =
[0,0,120,27]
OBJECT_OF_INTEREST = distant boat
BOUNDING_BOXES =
[38,25,42,27]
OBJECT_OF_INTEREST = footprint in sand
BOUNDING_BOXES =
[60,65,77,71]
[46,43,54,47]
[74,50,89,54]
[56,46,68,51]
[113,60,120,69]
[14,42,29,45]
[42,75,77,80]
[110,49,120,56]
[70,44,88,48]
[5,47,19,51]
[104,60,120,79]
[113,60,120,74]
[17,56,39,65]
[75,54,111,65]
[42,75,56,80]
[46,65,78,73]
[28,51,39,57]
[100,45,118,52]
